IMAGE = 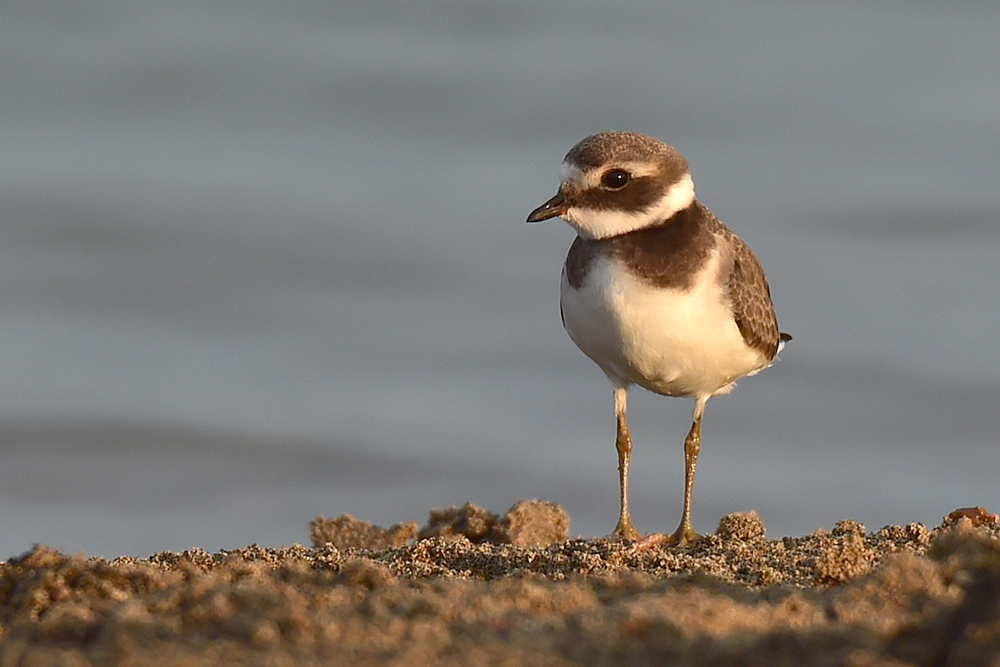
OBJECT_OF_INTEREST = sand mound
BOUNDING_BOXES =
[2,503,999,666]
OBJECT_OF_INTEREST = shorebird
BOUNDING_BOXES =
[527,131,790,545]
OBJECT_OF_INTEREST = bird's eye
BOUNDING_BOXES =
[601,170,630,189]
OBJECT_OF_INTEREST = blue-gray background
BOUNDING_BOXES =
[3,1,998,559]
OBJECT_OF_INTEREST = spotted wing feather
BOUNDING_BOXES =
[724,232,783,361]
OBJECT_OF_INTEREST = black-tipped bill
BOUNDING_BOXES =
[526,192,569,223]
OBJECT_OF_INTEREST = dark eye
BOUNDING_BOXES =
[601,169,630,189]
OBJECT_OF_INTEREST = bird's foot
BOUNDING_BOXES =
[628,524,701,550]
[666,522,701,547]
[611,518,642,542]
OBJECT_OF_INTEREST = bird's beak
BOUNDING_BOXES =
[526,192,569,223]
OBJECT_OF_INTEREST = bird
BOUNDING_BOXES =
[527,131,790,545]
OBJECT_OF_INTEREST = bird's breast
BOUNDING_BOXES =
[560,249,769,397]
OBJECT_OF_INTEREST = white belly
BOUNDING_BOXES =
[560,250,769,398]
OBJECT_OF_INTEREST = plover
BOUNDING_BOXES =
[527,131,790,545]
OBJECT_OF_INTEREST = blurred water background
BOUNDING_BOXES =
[2,1,998,558]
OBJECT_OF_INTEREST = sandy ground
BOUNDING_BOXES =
[3,500,999,667]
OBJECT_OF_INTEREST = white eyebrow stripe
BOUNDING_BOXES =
[612,161,660,177]
[572,160,660,189]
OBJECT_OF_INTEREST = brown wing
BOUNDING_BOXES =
[727,235,783,360]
